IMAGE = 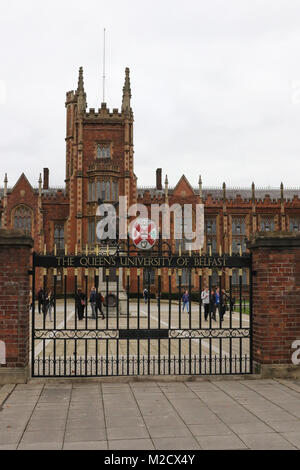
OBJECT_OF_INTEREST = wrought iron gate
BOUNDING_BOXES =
[31,244,252,377]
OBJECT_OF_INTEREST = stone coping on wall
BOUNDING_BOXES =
[247,231,300,249]
[0,229,33,248]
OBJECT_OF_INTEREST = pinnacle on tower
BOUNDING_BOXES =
[76,66,87,112]
[122,67,132,114]
[77,66,84,93]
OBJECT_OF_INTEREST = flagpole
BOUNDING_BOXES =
[102,28,106,103]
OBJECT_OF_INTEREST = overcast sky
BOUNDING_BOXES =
[1,0,300,190]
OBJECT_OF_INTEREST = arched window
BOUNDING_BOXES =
[13,205,32,234]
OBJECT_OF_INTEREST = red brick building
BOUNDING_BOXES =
[1,67,300,293]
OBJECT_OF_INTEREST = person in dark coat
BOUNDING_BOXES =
[96,291,105,320]
[44,291,54,322]
[75,288,86,320]
[210,289,216,321]
[37,287,45,314]
[89,287,97,319]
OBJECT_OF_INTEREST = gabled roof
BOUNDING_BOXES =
[172,175,195,197]
[10,173,34,193]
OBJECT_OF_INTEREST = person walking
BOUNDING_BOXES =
[89,287,97,319]
[44,291,54,322]
[201,287,210,321]
[210,288,216,321]
[96,290,105,319]
[75,288,86,320]
[182,290,190,313]
[143,288,149,304]
[220,289,230,321]
[215,287,221,320]
[37,287,45,314]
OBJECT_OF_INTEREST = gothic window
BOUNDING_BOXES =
[102,267,118,282]
[289,217,300,232]
[176,268,193,287]
[13,205,32,234]
[175,238,191,253]
[232,269,248,286]
[143,268,155,286]
[101,181,106,200]
[111,181,119,202]
[231,216,247,253]
[97,181,101,201]
[260,215,275,232]
[106,181,110,200]
[96,144,111,159]
[54,223,65,251]
[205,216,217,253]
[88,219,95,244]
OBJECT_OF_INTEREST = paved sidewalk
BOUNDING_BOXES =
[0,379,300,450]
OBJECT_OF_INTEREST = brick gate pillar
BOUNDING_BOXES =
[248,233,300,378]
[0,229,33,384]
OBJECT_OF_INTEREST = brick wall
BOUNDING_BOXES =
[249,233,300,366]
[0,230,33,378]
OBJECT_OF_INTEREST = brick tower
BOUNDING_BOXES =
[65,66,137,255]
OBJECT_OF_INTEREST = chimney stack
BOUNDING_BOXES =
[156,168,162,190]
[43,168,49,190]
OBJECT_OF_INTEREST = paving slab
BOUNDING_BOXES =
[153,436,201,450]
[107,425,149,440]
[239,433,296,450]
[280,431,300,449]
[188,423,235,437]
[196,434,247,450]
[18,429,64,446]
[147,425,192,439]
[18,442,62,450]
[269,420,300,433]
[108,439,154,450]
[64,427,107,443]
[63,440,108,450]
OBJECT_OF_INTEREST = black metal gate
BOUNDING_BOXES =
[31,244,252,377]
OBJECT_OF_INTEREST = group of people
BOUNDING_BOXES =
[37,287,106,321]
[37,288,54,321]
[200,287,232,321]
[182,287,235,321]
[75,287,105,321]
[143,286,234,322]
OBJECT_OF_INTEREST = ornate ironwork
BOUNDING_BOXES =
[169,328,250,339]
[34,329,119,339]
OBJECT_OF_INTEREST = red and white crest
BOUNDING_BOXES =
[131,218,158,250]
